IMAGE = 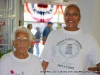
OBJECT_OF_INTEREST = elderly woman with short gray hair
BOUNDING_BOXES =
[0,26,44,75]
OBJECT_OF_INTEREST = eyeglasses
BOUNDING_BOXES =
[65,12,80,17]
[15,37,29,43]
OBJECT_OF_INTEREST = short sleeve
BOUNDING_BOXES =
[40,31,54,62]
[0,56,8,75]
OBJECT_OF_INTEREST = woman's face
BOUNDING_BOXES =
[14,31,31,54]
[64,5,81,31]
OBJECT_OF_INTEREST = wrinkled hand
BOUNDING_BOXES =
[88,67,100,74]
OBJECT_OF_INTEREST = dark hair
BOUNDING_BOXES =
[27,24,32,29]
[48,22,53,25]
[64,4,81,16]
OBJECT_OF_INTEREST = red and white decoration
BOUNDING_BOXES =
[25,3,59,22]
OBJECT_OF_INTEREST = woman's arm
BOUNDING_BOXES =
[88,63,100,74]
[42,60,49,71]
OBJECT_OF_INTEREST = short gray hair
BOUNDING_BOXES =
[12,26,33,42]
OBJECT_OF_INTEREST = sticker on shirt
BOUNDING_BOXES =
[57,38,82,66]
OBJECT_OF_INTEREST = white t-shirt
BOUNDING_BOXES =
[0,52,44,75]
[40,28,100,75]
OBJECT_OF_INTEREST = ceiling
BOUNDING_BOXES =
[24,0,77,6]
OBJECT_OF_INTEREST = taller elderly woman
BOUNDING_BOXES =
[41,4,100,75]
[0,26,44,75]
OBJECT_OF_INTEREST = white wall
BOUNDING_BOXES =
[92,0,100,46]
[77,0,93,33]
[77,0,100,46]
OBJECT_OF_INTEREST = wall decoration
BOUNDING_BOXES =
[25,3,59,22]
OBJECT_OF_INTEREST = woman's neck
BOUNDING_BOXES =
[64,27,79,31]
[13,51,28,59]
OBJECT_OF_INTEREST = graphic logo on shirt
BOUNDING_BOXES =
[65,44,72,55]
[10,70,14,74]
[57,38,82,66]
